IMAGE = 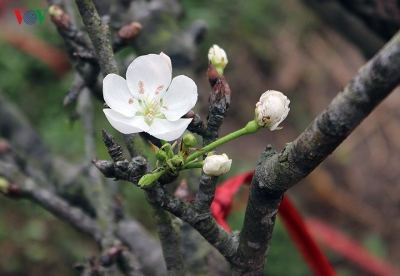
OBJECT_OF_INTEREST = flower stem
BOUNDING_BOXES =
[186,120,261,163]
[183,161,204,170]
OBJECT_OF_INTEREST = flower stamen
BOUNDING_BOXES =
[138,81,145,94]
[155,84,164,95]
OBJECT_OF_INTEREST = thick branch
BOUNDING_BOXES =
[233,30,400,275]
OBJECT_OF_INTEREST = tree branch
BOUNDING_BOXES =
[302,0,385,59]
[233,30,400,275]
[146,197,187,276]
[77,89,117,251]
[71,16,174,268]
[0,159,99,238]
[75,0,118,76]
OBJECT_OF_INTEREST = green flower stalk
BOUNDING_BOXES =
[186,120,261,163]
[138,90,290,186]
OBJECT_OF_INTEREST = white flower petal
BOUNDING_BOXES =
[126,54,171,99]
[148,118,192,141]
[162,75,197,121]
[103,109,149,134]
[103,74,138,117]
[159,52,172,72]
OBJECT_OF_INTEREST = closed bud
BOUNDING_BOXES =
[203,153,232,176]
[183,133,196,147]
[181,133,197,153]
[138,170,166,189]
[208,45,228,76]
[255,90,290,130]
[117,22,142,43]
[156,150,167,161]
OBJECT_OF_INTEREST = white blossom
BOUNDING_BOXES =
[203,153,232,176]
[208,44,228,69]
[103,53,197,141]
[255,90,290,130]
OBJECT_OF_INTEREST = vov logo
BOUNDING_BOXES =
[14,9,48,25]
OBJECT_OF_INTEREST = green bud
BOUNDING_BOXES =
[162,143,173,158]
[183,133,196,147]
[156,150,167,162]
[181,133,197,153]
[138,170,166,189]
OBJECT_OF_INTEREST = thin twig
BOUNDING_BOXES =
[0,160,99,238]
[78,89,117,250]
[75,0,118,76]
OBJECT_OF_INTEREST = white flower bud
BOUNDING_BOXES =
[203,153,232,176]
[208,45,228,74]
[255,90,290,130]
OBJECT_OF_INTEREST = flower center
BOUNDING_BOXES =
[138,95,165,125]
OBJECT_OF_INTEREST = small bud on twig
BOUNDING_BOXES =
[208,45,228,76]
[118,22,142,43]
[49,5,73,32]
[113,22,142,52]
